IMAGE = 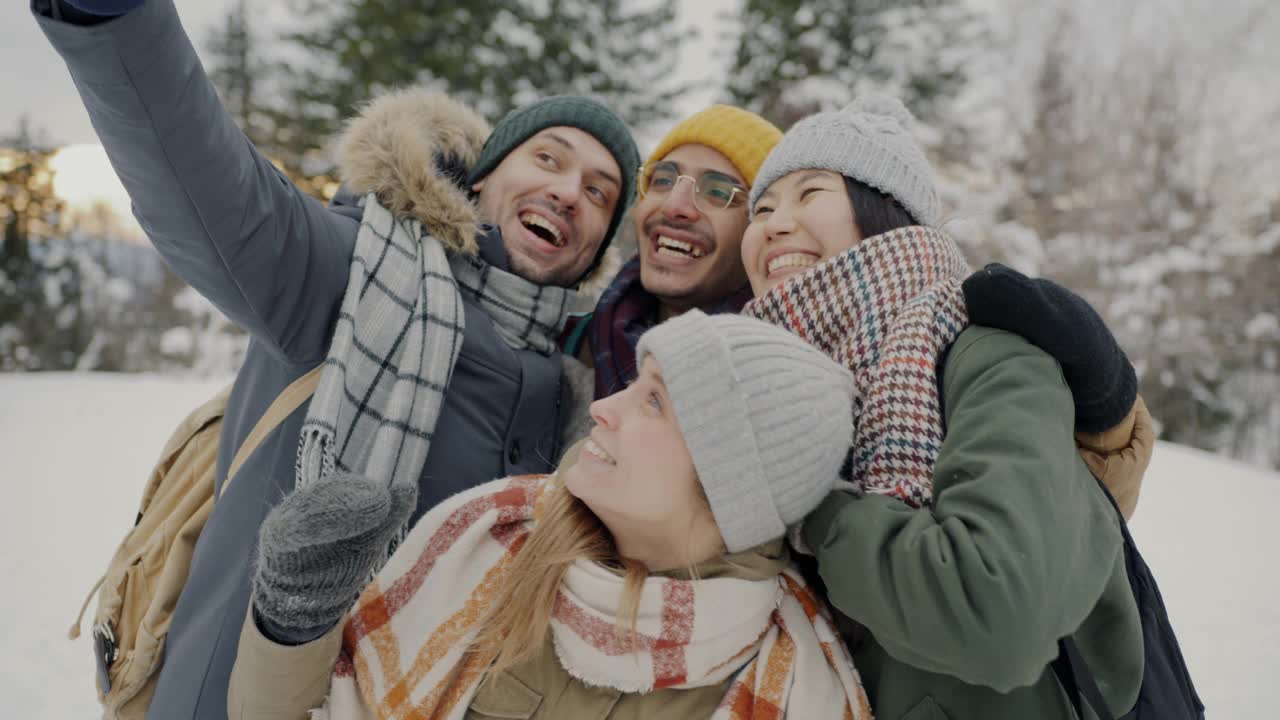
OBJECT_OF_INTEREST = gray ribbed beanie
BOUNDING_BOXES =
[749,94,940,227]
[636,311,855,552]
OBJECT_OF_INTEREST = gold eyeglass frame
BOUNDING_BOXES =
[636,164,747,213]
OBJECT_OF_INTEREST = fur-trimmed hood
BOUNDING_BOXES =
[334,87,491,256]
[333,87,621,295]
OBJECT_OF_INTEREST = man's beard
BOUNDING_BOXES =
[485,195,587,288]
[506,248,576,287]
[643,252,750,315]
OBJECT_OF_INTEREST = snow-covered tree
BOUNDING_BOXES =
[269,0,693,156]
[950,0,1280,467]
[722,0,985,132]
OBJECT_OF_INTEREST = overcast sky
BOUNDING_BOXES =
[0,0,735,148]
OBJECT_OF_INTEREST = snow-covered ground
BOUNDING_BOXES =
[1,372,1276,718]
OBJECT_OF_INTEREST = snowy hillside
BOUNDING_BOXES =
[1,372,1275,718]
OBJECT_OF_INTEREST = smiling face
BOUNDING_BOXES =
[742,169,863,296]
[562,357,719,555]
[472,127,622,287]
[634,144,752,316]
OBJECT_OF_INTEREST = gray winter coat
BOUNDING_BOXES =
[35,2,575,718]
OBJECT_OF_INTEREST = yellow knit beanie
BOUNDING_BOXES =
[643,105,782,189]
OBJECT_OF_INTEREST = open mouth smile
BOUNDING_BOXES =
[766,252,819,277]
[583,438,617,465]
[520,211,567,248]
[656,235,708,259]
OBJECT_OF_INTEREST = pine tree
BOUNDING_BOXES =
[207,0,268,147]
[722,0,983,129]
[0,123,71,370]
[0,119,63,247]
[272,0,692,154]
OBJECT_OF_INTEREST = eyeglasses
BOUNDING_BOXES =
[638,162,747,213]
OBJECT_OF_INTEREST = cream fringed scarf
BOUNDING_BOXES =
[315,474,872,719]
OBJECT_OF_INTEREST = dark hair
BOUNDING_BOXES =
[843,176,918,239]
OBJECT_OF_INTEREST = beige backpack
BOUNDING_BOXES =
[68,367,321,719]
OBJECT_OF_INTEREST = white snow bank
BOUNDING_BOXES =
[0,372,1274,718]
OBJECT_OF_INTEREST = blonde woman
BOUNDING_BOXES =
[228,311,872,719]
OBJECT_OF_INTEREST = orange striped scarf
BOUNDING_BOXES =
[316,475,872,719]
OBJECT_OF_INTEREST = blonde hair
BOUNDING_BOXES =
[470,480,649,680]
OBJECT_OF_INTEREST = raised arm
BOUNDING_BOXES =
[804,328,1125,692]
[33,0,359,363]
[963,263,1154,518]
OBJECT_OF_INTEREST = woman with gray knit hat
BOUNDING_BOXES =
[739,95,1149,719]
[228,311,874,719]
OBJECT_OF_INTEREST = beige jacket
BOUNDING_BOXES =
[227,608,343,719]
[228,543,787,720]
[1076,395,1154,520]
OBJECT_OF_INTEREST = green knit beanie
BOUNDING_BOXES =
[466,96,640,279]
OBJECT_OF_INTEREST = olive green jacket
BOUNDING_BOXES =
[804,326,1144,720]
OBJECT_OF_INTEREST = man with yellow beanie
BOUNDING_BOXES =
[558,103,1153,525]
[561,105,784,400]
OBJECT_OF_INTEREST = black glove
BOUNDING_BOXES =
[962,263,1137,433]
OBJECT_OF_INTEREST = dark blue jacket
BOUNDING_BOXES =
[35,2,566,717]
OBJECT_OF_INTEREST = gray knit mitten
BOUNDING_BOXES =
[252,470,417,644]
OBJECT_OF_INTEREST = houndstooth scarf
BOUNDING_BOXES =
[319,473,872,720]
[296,193,571,559]
[743,225,970,507]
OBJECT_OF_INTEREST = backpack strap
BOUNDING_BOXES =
[69,365,324,641]
[220,364,324,499]
[1050,475,1129,720]
[1054,636,1117,720]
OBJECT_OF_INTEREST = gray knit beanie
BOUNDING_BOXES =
[636,311,855,552]
[749,94,941,227]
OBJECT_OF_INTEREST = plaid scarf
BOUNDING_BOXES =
[318,474,872,719]
[575,255,753,400]
[450,251,571,357]
[297,194,570,562]
[744,226,970,507]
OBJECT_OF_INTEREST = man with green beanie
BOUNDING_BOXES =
[33,2,638,718]
[466,95,640,287]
